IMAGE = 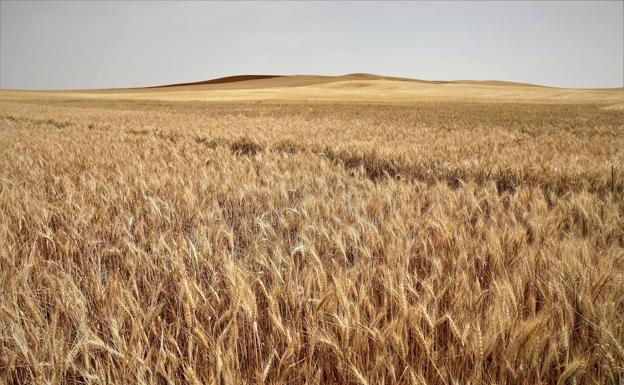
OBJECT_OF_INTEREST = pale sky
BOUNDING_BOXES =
[1,1,622,90]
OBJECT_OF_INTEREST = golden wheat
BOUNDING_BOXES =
[0,91,623,384]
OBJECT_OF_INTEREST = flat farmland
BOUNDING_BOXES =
[1,76,623,384]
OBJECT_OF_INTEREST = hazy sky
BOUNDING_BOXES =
[1,1,622,90]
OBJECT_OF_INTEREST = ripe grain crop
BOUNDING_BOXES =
[1,86,623,384]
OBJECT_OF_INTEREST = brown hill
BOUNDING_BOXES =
[145,75,282,88]
[142,73,553,92]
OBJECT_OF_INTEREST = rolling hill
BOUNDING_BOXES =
[2,73,622,107]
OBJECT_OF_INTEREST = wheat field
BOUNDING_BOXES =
[1,76,623,384]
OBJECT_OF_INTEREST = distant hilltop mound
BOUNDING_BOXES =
[142,73,554,91]
[44,73,622,106]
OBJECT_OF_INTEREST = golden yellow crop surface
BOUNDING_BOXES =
[1,79,623,384]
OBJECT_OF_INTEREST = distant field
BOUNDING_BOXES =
[1,76,623,385]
